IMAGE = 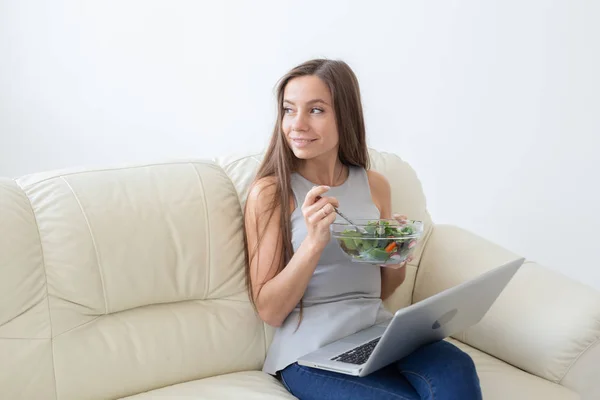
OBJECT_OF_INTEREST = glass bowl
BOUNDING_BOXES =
[331,219,424,265]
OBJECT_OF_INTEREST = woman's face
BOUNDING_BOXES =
[281,75,339,161]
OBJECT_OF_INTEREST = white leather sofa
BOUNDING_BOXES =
[1,149,598,400]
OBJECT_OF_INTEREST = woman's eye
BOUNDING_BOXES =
[283,107,322,114]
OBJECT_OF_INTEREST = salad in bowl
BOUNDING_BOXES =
[331,219,424,265]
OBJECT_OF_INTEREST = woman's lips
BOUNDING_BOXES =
[291,138,317,148]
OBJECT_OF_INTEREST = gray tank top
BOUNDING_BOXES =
[262,166,393,375]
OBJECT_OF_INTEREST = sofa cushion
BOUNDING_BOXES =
[11,161,267,400]
[121,342,578,400]
[448,339,579,400]
[120,371,297,399]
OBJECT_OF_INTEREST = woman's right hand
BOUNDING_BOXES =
[302,185,339,250]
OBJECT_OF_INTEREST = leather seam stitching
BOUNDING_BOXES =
[53,316,102,339]
[218,153,262,169]
[61,177,110,314]
[190,164,211,299]
[17,160,218,189]
[559,335,600,384]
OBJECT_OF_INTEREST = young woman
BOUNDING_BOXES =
[243,59,482,400]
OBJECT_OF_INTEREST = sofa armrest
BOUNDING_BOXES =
[416,224,600,398]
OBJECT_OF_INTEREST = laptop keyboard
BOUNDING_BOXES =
[331,337,381,365]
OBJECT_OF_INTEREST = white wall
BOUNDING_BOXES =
[1,1,598,289]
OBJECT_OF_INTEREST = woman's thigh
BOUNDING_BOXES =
[279,362,420,400]
[396,340,483,400]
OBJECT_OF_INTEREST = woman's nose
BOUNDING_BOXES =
[292,112,309,131]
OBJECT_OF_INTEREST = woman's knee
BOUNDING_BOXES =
[396,340,482,400]
[429,341,479,379]
[441,341,476,368]
[445,342,478,379]
[450,350,482,399]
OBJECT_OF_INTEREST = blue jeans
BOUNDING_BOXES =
[278,340,482,400]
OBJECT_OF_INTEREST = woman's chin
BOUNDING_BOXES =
[291,148,313,160]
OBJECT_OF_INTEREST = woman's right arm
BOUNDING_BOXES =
[244,178,338,327]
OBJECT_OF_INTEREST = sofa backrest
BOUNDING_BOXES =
[0,161,266,400]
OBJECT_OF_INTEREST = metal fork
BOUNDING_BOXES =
[316,195,368,234]
[332,206,369,234]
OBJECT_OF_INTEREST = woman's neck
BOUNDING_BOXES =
[296,158,348,187]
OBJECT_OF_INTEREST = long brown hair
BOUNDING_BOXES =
[243,59,370,324]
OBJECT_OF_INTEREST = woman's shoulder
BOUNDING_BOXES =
[246,176,278,213]
[249,176,277,192]
[246,176,296,215]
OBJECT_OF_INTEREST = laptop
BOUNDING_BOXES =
[297,257,524,377]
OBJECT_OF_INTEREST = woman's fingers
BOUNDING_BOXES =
[380,255,413,269]
[303,186,331,209]
[392,213,408,223]
[307,202,335,224]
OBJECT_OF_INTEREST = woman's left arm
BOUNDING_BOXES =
[367,170,408,300]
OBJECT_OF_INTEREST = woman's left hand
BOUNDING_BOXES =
[380,255,413,269]
[392,213,408,225]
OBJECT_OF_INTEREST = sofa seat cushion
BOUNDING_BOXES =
[121,370,297,399]
[448,339,579,400]
[121,342,579,400]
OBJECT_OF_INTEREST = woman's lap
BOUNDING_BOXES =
[279,340,482,400]
[396,340,482,400]
[279,362,419,400]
